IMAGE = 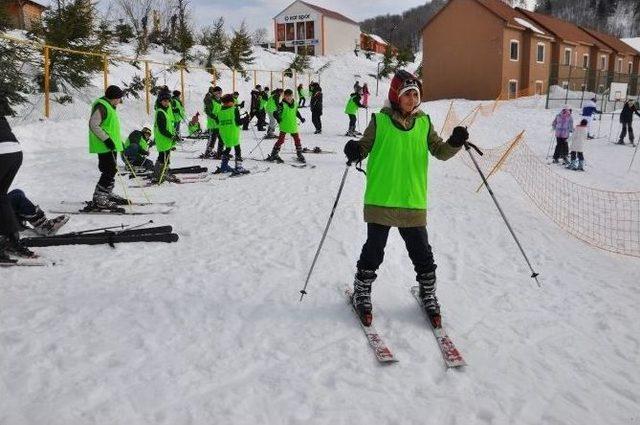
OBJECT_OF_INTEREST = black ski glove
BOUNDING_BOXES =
[238,101,245,108]
[300,117,306,123]
[103,138,115,151]
[447,126,469,148]
[344,139,361,163]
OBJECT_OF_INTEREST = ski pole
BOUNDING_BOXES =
[299,163,351,301]
[608,112,616,143]
[122,155,152,203]
[629,140,640,171]
[545,130,556,160]
[250,126,266,159]
[597,113,603,138]
[112,219,155,234]
[464,141,541,287]
[56,223,132,237]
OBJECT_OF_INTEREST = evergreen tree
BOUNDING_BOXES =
[172,0,194,63]
[114,19,135,43]
[378,45,395,78]
[0,1,10,29]
[224,21,255,76]
[31,0,111,93]
[287,52,311,73]
[201,17,227,68]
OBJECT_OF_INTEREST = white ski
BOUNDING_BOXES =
[410,286,466,368]
[345,288,398,364]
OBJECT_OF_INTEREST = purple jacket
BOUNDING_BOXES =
[552,111,574,139]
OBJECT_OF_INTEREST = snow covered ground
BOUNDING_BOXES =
[1,47,640,425]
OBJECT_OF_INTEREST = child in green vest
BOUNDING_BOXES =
[266,89,306,163]
[171,90,186,136]
[88,85,127,209]
[265,88,282,139]
[343,70,469,327]
[256,87,269,131]
[215,94,251,174]
[344,88,365,137]
[187,112,202,137]
[122,126,154,172]
[200,86,223,159]
[153,92,180,183]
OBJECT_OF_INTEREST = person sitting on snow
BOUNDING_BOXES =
[9,189,69,236]
[122,125,154,172]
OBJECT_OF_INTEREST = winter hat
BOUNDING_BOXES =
[221,94,234,104]
[388,70,422,107]
[141,125,152,135]
[105,85,124,100]
[580,119,588,126]
[173,90,181,97]
[212,86,222,93]
[283,89,293,96]
[158,92,171,102]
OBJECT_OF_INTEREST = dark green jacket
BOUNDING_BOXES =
[356,107,461,227]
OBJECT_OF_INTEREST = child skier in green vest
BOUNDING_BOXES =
[265,88,282,139]
[200,86,223,159]
[171,90,186,136]
[88,85,127,210]
[343,70,469,327]
[215,94,251,175]
[153,92,180,183]
[122,125,154,172]
[266,89,306,163]
[345,88,365,137]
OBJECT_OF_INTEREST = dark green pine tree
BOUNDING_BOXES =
[173,0,194,63]
[201,17,227,68]
[0,2,32,115]
[114,19,135,43]
[224,21,255,76]
[31,0,111,93]
[538,0,553,13]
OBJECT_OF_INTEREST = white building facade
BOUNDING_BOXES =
[273,1,361,56]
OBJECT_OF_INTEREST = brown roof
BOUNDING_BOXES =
[422,0,551,37]
[299,1,359,26]
[580,27,640,56]
[516,8,610,51]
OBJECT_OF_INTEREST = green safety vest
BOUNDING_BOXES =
[207,98,222,130]
[259,95,267,111]
[298,88,306,98]
[279,102,299,134]
[89,98,123,154]
[123,132,149,152]
[364,112,430,210]
[171,98,186,121]
[345,95,359,115]
[154,107,175,153]
[266,96,277,114]
[218,106,240,148]
[188,121,200,135]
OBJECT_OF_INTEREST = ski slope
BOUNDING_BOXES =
[1,46,640,425]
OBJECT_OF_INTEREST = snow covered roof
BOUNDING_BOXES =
[365,33,388,46]
[514,17,544,35]
[299,1,359,26]
[622,38,640,54]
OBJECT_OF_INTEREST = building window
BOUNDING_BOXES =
[510,40,519,61]
[286,23,295,41]
[617,58,622,73]
[276,24,285,42]
[536,43,545,63]
[582,54,589,69]
[508,80,518,99]
[296,22,305,40]
[306,21,315,39]
[629,62,634,74]
[535,81,544,95]
[564,48,572,66]
[600,55,607,70]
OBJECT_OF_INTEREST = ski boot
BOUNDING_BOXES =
[577,159,585,171]
[265,147,284,163]
[163,172,181,183]
[417,271,441,328]
[214,155,235,174]
[1,233,38,259]
[198,150,214,159]
[295,147,306,163]
[25,206,69,236]
[92,184,120,210]
[0,236,18,264]
[106,185,129,205]
[232,159,250,175]
[617,139,625,145]
[566,159,578,170]
[313,129,322,134]
[352,269,376,326]
[265,129,277,139]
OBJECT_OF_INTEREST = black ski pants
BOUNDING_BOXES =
[553,137,569,160]
[0,151,23,236]
[357,223,437,276]
[619,122,634,143]
[348,114,357,131]
[8,189,36,219]
[97,152,117,189]
[312,111,322,132]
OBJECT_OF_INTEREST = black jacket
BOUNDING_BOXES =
[310,90,323,114]
[0,117,18,143]
[620,102,640,123]
[250,90,261,112]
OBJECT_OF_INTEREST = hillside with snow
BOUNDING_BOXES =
[1,44,639,425]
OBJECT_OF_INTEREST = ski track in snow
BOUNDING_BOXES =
[2,55,640,423]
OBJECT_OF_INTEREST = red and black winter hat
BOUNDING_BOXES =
[388,69,422,107]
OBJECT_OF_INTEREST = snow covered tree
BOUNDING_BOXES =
[287,52,310,73]
[201,17,227,68]
[114,19,135,43]
[224,21,255,76]
[0,39,32,116]
[31,0,111,92]
[171,0,194,63]
[114,0,153,54]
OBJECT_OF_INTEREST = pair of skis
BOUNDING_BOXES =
[22,225,178,247]
[50,201,174,216]
[345,287,466,368]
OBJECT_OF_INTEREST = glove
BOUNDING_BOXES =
[172,134,181,142]
[239,101,245,108]
[344,139,361,163]
[300,117,306,123]
[103,138,115,151]
[447,126,469,148]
